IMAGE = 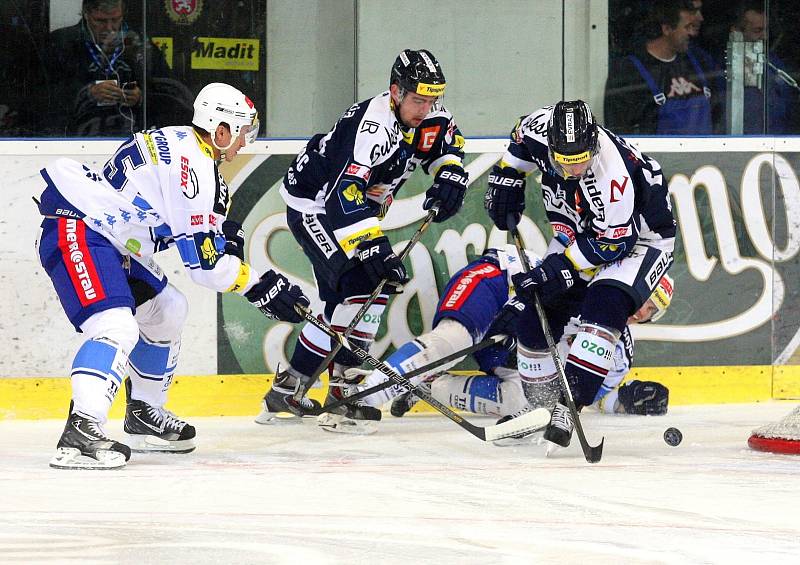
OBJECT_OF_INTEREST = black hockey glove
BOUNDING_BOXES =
[424,164,469,223]
[617,380,669,415]
[354,236,409,293]
[486,297,526,351]
[222,220,245,261]
[484,165,526,231]
[511,253,578,304]
[245,270,309,324]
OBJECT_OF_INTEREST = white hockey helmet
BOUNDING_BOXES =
[648,274,675,323]
[192,83,260,150]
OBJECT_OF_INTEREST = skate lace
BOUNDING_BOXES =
[507,404,532,420]
[146,405,186,432]
[331,381,368,406]
[85,420,111,441]
[296,396,318,409]
[551,405,573,430]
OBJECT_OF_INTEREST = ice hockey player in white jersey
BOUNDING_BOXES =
[484,100,676,450]
[256,49,469,429]
[36,83,310,469]
[346,245,672,426]
[391,272,674,421]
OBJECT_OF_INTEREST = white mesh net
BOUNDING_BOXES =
[751,405,800,440]
[748,405,800,454]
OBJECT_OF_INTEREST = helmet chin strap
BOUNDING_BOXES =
[211,131,236,153]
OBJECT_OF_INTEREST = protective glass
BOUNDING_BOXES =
[238,116,260,145]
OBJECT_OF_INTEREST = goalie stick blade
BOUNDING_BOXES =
[482,408,551,442]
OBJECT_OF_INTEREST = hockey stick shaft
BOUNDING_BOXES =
[311,333,508,415]
[296,206,439,399]
[295,305,550,442]
[508,216,604,463]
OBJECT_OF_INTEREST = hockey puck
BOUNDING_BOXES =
[663,427,682,446]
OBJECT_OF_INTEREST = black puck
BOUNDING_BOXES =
[664,427,683,446]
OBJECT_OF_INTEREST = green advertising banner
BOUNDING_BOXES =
[219,148,800,376]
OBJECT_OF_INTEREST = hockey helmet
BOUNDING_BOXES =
[192,83,260,150]
[390,49,446,97]
[547,100,599,178]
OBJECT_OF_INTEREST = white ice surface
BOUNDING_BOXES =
[1,403,799,565]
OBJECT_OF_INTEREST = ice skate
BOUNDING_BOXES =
[543,402,574,453]
[317,369,381,435]
[255,367,321,425]
[50,404,131,470]
[124,378,196,453]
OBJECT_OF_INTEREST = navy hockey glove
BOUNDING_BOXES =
[245,270,309,324]
[424,165,469,223]
[617,380,669,415]
[354,236,409,293]
[222,220,245,261]
[484,165,526,231]
[511,253,577,304]
[486,297,526,351]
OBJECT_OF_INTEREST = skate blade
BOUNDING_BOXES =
[49,447,126,470]
[317,413,377,435]
[125,434,196,454]
[545,441,566,457]
[254,409,305,425]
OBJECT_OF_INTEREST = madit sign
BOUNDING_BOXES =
[192,37,260,71]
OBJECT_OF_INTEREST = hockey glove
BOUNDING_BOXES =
[354,236,409,293]
[511,253,578,304]
[486,297,526,351]
[424,164,469,223]
[484,165,526,231]
[222,220,246,261]
[617,380,669,415]
[245,270,309,324]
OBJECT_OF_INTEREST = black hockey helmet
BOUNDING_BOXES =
[547,100,599,178]
[390,49,446,97]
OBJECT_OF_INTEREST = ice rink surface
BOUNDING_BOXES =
[1,402,799,565]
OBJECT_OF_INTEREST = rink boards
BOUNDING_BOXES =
[1,137,799,418]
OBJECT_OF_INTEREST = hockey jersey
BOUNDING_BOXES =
[280,91,465,258]
[499,106,676,271]
[38,126,258,294]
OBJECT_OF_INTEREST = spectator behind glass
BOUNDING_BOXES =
[687,0,727,133]
[604,0,716,135]
[43,0,171,137]
[730,1,798,134]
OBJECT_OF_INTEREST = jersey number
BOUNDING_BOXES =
[103,139,146,191]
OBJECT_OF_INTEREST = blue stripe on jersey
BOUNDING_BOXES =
[132,195,153,210]
[175,235,200,267]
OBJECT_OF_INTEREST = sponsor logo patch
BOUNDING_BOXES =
[346,163,371,181]
[552,222,576,244]
[610,175,629,203]
[418,125,441,152]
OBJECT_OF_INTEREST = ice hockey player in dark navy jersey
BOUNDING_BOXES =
[484,100,676,450]
[258,49,469,430]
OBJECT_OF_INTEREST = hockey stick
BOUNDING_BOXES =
[295,305,551,442]
[310,333,509,415]
[293,206,440,403]
[508,215,604,463]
